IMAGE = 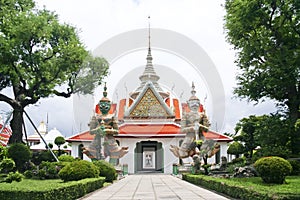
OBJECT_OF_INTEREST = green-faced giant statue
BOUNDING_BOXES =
[83,83,128,165]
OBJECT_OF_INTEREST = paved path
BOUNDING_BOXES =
[80,174,229,200]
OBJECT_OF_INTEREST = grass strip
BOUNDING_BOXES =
[183,174,300,200]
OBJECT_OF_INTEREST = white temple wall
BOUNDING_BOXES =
[117,137,182,174]
[69,139,231,173]
[220,142,229,160]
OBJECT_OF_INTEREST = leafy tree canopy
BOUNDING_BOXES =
[224,0,300,108]
[224,0,300,154]
[234,114,292,159]
[234,115,260,158]
[254,114,292,158]
[54,136,65,147]
[0,0,108,143]
[227,141,246,157]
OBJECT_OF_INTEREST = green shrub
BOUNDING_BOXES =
[288,159,300,175]
[24,170,33,179]
[58,160,99,182]
[7,143,31,172]
[93,160,117,182]
[226,162,246,174]
[58,155,74,162]
[39,161,60,179]
[0,158,15,173]
[24,161,60,180]
[231,157,245,164]
[0,145,8,160]
[254,156,292,184]
[31,151,56,165]
[38,169,47,180]
[3,171,24,183]
[227,142,246,157]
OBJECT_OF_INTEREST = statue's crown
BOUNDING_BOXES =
[100,82,110,102]
[188,82,200,101]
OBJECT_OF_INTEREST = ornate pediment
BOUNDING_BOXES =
[126,82,173,118]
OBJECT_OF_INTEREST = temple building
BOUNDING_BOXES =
[67,32,232,174]
[30,127,71,152]
[26,121,47,147]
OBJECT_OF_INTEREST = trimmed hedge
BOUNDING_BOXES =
[0,177,105,200]
[59,160,99,182]
[182,174,267,200]
[93,160,117,182]
[182,174,300,200]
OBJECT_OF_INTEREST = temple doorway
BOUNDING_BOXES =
[135,141,163,173]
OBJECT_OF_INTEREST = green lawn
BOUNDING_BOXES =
[184,175,300,199]
[0,177,106,200]
[217,176,300,197]
[0,178,101,191]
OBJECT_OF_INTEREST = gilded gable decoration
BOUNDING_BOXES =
[130,88,168,117]
[125,82,173,118]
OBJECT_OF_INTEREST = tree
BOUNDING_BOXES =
[227,141,246,158]
[54,136,65,156]
[234,115,260,158]
[234,114,292,159]
[7,143,31,172]
[254,114,291,158]
[224,0,300,154]
[0,0,108,144]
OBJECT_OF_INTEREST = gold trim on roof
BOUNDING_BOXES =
[130,88,168,117]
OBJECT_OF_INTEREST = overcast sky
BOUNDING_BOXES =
[0,0,277,137]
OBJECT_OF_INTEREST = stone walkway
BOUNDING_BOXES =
[80,174,229,200]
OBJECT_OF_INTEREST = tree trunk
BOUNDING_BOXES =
[290,106,300,155]
[287,86,300,155]
[8,106,24,144]
[203,154,209,175]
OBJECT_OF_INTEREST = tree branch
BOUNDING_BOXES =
[11,62,26,91]
[22,96,40,107]
[268,2,277,28]
[0,93,16,107]
[52,90,72,98]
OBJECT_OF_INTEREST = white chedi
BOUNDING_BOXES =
[30,127,70,151]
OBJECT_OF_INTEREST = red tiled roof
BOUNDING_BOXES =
[118,99,126,120]
[67,124,232,142]
[203,131,233,142]
[129,98,133,106]
[0,124,12,146]
[67,130,94,142]
[165,98,170,107]
[173,98,181,119]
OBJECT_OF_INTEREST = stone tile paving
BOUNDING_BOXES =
[80,174,229,200]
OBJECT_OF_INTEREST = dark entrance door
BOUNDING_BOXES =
[135,141,163,173]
